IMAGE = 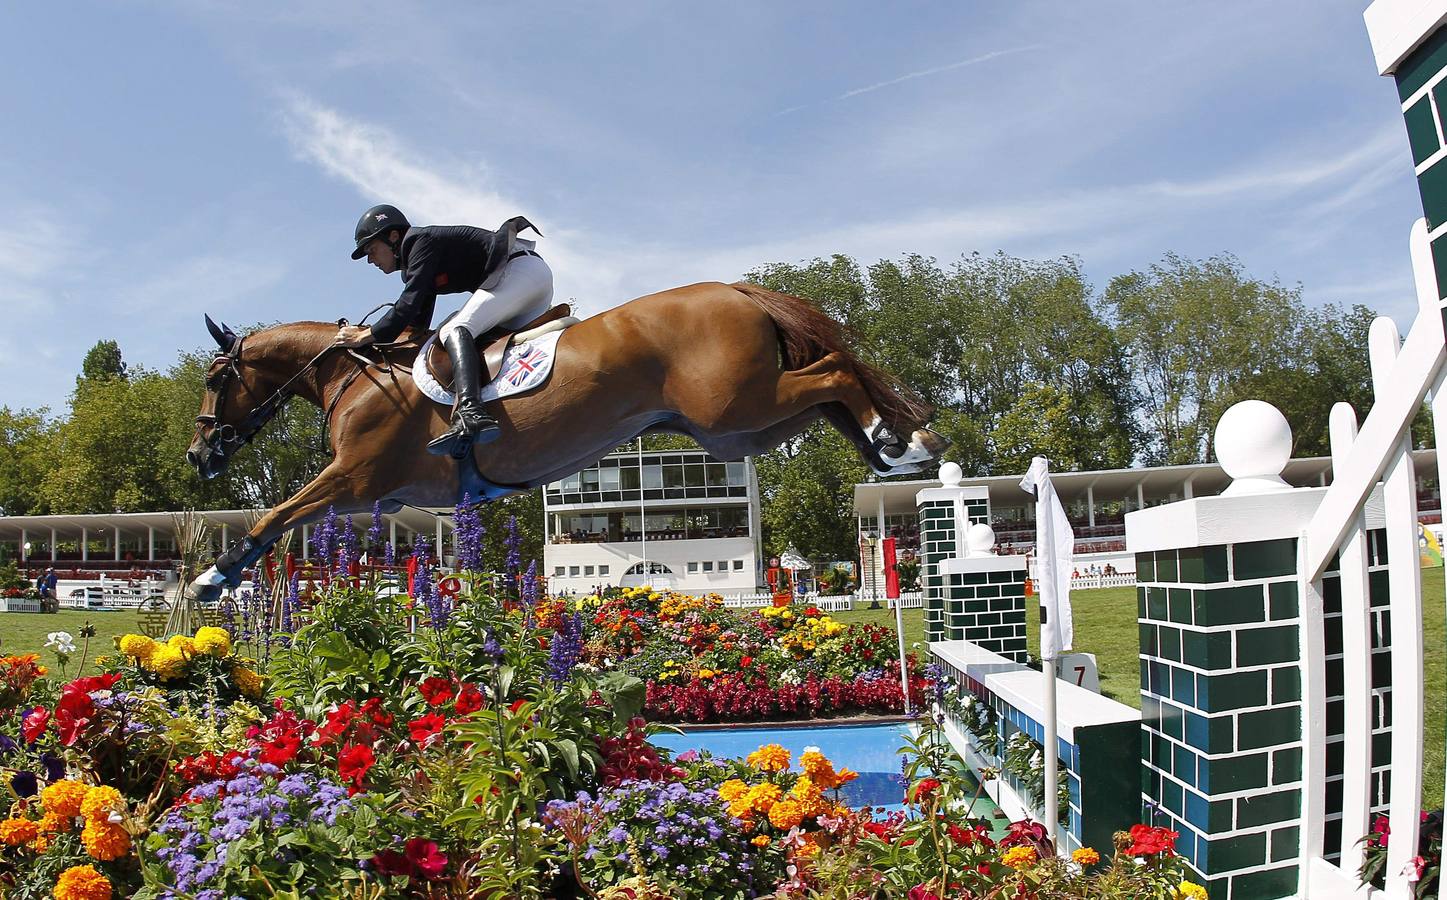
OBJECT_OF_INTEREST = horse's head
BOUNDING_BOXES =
[187,315,255,480]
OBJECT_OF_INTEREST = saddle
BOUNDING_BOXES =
[423,304,576,390]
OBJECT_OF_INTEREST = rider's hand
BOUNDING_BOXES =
[334,325,375,348]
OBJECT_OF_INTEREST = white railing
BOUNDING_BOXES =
[1298,218,1445,899]
[717,590,923,612]
[1069,573,1135,590]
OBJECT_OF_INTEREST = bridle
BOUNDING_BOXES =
[193,336,337,463]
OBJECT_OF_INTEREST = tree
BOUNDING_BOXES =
[78,339,127,386]
[1107,253,1303,465]
[753,422,869,561]
[0,407,56,516]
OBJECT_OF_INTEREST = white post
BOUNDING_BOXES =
[1136,482,1145,512]
[1183,477,1194,500]
[435,517,444,565]
[389,519,397,551]
[50,528,57,562]
[81,527,88,562]
[1086,484,1095,527]
[147,526,155,561]
[877,493,887,605]
[301,525,310,561]
[221,524,229,549]
[114,526,121,561]
[638,437,647,582]
[19,528,26,563]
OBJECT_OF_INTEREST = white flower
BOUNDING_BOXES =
[45,631,76,654]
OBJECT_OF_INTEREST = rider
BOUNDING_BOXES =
[335,204,552,458]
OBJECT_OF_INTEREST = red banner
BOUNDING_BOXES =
[883,537,900,599]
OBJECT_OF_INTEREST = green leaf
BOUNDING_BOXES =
[555,737,581,780]
[596,671,645,725]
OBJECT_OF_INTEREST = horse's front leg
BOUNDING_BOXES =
[187,464,369,602]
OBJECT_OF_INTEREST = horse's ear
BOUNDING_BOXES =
[205,314,236,353]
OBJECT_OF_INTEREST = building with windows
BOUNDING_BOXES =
[542,447,764,595]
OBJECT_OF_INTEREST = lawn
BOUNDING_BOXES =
[0,608,144,677]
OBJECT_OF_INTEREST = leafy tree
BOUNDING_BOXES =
[753,422,869,561]
[0,406,56,516]
[1107,253,1303,465]
[78,339,127,386]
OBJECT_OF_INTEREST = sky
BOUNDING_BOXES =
[0,1,1428,413]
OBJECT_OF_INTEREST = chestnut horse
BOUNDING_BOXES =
[186,282,946,600]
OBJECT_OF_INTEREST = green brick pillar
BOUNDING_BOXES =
[1126,401,1394,899]
[1366,0,1447,298]
[938,524,1029,660]
[916,462,990,645]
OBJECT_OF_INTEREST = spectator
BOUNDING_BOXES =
[40,567,57,600]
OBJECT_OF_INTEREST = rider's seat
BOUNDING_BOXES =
[418,304,576,389]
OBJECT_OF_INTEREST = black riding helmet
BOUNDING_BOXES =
[351,204,411,260]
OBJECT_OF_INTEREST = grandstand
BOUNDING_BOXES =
[854,450,1441,578]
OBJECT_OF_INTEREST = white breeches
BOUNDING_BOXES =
[439,254,554,340]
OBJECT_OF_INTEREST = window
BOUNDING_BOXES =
[717,561,727,572]
[585,565,595,576]
[599,565,609,576]
[727,461,747,486]
[733,560,744,571]
[688,562,698,573]
[554,566,565,576]
[643,465,663,490]
[626,561,673,575]
[703,561,713,572]
[569,566,580,576]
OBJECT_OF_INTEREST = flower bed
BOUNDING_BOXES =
[0,506,1208,898]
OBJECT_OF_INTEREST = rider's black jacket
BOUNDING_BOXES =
[369,216,538,344]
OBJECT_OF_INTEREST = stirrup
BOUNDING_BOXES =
[427,416,501,458]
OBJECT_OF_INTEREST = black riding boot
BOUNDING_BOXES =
[427,327,501,458]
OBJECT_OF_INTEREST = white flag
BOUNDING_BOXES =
[1020,456,1074,658]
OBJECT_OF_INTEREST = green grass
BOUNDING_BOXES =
[0,609,145,677]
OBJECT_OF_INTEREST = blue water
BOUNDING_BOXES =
[651,722,915,813]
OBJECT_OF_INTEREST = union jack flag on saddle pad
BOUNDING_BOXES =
[412,329,566,407]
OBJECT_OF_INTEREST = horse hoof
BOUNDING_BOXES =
[187,581,223,604]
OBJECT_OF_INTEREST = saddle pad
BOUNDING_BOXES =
[413,329,565,406]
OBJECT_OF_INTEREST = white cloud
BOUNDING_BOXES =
[777,45,1043,116]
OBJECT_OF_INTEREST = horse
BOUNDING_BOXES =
[185,281,947,600]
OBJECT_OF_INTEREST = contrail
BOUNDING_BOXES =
[777,44,1043,115]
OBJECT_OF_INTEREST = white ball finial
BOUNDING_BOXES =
[966,523,996,557]
[1216,400,1292,495]
[938,461,963,487]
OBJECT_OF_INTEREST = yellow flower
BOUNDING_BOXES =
[746,743,791,773]
[147,646,188,680]
[53,863,112,900]
[30,831,52,852]
[718,779,749,802]
[697,669,715,679]
[39,811,73,834]
[751,834,771,847]
[0,817,39,846]
[768,797,804,830]
[1002,845,1038,870]
[193,626,232,657]
[41,779,89,817]
[232,665,266,699]
[167,634,198,655]
[744,782,781,814]
[81,820,131,861]
[80,785,123,824]
[116,634,157,662]
[1072,846,1101,866]
[1178,881,1208,900]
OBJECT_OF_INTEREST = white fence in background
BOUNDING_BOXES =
[718,591,925,612]
[1070,573,1136,590]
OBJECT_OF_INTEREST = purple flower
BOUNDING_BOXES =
[453,494,485,573]
[368,500,384,551]
[312,506,339,571]
[384,540,395,567]
[522,559,539,607]
[504,515,521,592]
[481,627,503,661]
[11,770,37,797]
[412,536,449,630]
[338,517,359,575]
[547,611,584,684]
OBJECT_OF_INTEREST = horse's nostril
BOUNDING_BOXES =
[187,450,200,467]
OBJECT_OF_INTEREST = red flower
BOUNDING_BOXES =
[359,697,394,730]
[909,778,941,804]
[947,823,975,844]
[419,677,455,707]
[21,705,49,743]
[740,656,753,667]
[54,690,96,746]
[453,684,484,715]
[65,673,122,695]
[371,848,413,877]
[908,885,939,899]
[312,701,357,747]
[408,713,446,746]
[404,838,449,880]
[1123,824,1179,857]
[259,730,303,767]
[508,698,528,715]
[337,743,376,795]
[805,606,820,617]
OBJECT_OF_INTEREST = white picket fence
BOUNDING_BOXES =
[718,591,925,612]
[1296,218,1445,898]
[1070,573,1136,590]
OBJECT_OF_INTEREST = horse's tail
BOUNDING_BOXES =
[730,282,934,432]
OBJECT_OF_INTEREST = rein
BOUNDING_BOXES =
[195,322,399,462]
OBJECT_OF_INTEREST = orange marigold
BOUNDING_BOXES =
[41,779,89,817]
[53,864,112,900]
[745,782,782,814]
[717,779,749,802]
[80,785,123,823]
[0,817,39,846]
[751,834,771,847]
[745,743,791,773]
[39,811,73,834]
[1072,846,1101,866]
[768,797,805,830]
[81,821,131,861]
[1002,845,1038,870]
